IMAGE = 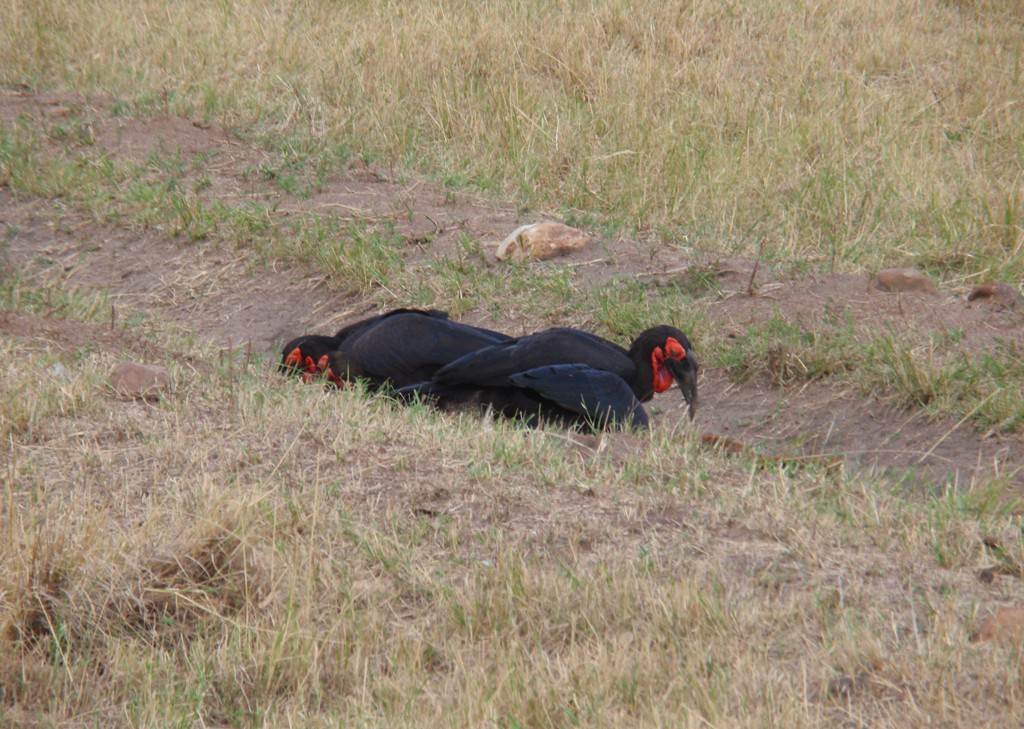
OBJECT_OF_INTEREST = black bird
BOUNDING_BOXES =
[280,308,512,388]
[279,334,349,381]
[280,308,448,380]
[399,325,698,430]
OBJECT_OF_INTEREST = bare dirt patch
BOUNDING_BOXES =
[92,115,251,165]
[710,271,1024,354]
[0,87,108,125]
[92,114,277,199]
[1,192,359,352]
[1,308,162,359]
[687,371,1024,489]
[286,176,526,254]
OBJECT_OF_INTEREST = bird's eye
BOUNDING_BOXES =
[664,337,686,360]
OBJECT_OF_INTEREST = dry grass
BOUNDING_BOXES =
[2,328,1024,727]
[3,1,1024,726]
[2,0,1022,278]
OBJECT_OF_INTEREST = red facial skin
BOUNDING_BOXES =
[649,336,686,394]
[286,347,344,386]
[317,355,344,388]
[292,350,321,383]
[284,347,304,369]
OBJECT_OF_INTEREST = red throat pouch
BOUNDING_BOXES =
[650,346,674,393]
[316,355,343,387]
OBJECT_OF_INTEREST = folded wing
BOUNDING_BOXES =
[341,314,514,387]
[435,328,634,387]
[508,364,648,429]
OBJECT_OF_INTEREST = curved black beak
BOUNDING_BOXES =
[667,357,698,420]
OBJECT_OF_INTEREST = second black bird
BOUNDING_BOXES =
[280,308,512,389]
[399,324,698,430]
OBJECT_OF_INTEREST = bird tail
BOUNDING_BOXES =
[395,381,482,409]
[394,380,442,403]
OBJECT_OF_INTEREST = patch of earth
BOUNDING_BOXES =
[282,175,528,260]
[92,114,279,200]
[92,115,251,165]
[652,372,1024,490]
[1,90,281,203]
[0,309,203,371]
[709,272,1024,353]
[1,192,371,353]
[0,87,110,125]
[283,178,693,280]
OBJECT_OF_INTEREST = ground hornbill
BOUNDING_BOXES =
[280,308,512,388]
[398,325,698,430]
[280,308,447,380]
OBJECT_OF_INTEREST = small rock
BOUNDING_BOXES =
[699,433,747,455]
[967,282,1023,310]
[495,222,593,261]
[49,362,70,380]
[110,362,169,400]
[970,606,1024,643]
[346,157,382,182]
[870,267,937,294]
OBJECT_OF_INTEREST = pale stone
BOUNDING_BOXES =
[110,362,169,399]
[495,222,593,261]
[870,267,937,293]
[968,282,1023,310]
